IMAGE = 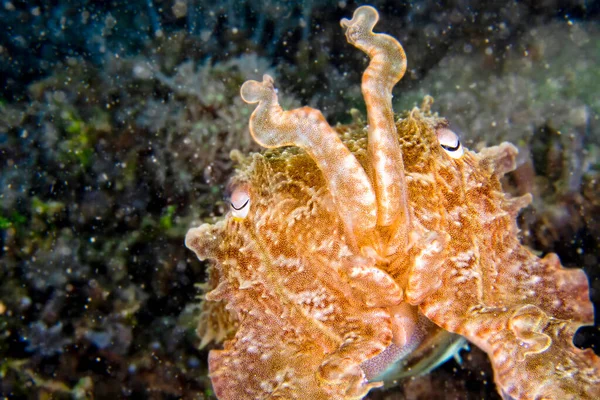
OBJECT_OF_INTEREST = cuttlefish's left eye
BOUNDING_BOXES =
[230,186,251,220]
[436,127,464,159]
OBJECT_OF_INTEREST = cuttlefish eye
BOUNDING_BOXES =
[229,186,251,220]
[436,127,464,159]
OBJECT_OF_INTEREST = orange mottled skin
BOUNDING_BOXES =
[186,6,600,400]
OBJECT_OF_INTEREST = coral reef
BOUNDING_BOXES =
[0,30,268,399]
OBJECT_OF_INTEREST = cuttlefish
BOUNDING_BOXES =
[186,6,600,399]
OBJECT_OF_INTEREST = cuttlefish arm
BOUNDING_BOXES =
[241,75,377,248]
[341,5,410,238]
[239,75,409,397]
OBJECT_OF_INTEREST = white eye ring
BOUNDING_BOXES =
[436,127,464,159]
[230,187,250,220]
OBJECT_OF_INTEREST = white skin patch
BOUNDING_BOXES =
[436,127,464,159]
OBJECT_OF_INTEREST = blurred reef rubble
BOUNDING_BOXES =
[0,1,599,399]
[0,30,278,399]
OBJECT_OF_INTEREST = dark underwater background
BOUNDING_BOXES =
[1,0,599,398]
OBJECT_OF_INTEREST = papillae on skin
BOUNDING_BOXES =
[185,5,600,400]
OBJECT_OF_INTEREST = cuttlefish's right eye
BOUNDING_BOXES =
[229,186,251,220]
[436,127,464,159]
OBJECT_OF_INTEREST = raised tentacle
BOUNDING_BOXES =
[341,6,409,233]
[240,74,377,246]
